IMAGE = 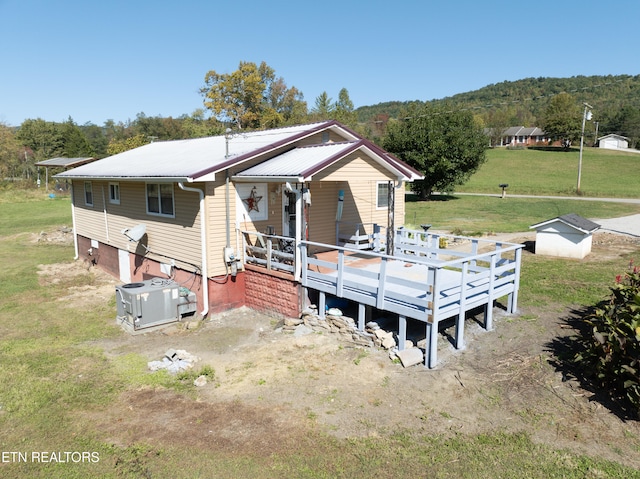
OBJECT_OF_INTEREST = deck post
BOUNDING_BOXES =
[266,237,273,270]
[337,250,345,296]
[398,315,407,351]
[508,247,522,314]
[426,321,438,368]
[454,262,468,350]
[358,303,366,331]
[319,291,326,319]
[485,253,496,330]
[376,258,388,310]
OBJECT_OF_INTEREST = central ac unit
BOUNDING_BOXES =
[115,278,197,331]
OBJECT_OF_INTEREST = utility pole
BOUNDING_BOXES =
[577,103,593,194]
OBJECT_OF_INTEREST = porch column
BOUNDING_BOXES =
[386,181,395,255]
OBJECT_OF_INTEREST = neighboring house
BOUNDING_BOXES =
[529,214,600,259]
[499,126,549,147]
[597,134,629,150]
[56,121,423,319]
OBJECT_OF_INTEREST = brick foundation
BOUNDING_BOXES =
[76,235,300,319]
[243,268,301,319]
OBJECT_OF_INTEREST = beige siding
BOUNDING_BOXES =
[204,179,235,277]
[306,152,406,247]
[72,180,203,272]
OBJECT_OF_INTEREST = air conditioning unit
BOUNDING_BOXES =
[115,278,197,331]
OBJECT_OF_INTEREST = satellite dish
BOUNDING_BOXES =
[122,224,146,242]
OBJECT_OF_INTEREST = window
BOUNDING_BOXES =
[84,181,93,206]
[109,182,120,204]
[377,182,389,209]
[146,183,174,217]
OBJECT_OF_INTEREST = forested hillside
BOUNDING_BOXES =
[357,75,640,146]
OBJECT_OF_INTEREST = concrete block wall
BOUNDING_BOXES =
[243,268,301,319]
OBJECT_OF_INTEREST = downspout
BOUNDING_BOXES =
[178,183,209,317]
[71,183,79,260]
[225,170,230,248]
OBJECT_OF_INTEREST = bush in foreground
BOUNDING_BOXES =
[575,260,640,415]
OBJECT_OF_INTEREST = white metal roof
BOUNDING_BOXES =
[234,140,420,182]
[56,122,333,181]
[55,120,422,183]
[234,142,358,180]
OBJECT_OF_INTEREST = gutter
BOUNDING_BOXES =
[70,184,79,260]
[178,183,209,317]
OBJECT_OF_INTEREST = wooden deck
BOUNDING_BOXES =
[242,227,524,368]
[300,229,523,368]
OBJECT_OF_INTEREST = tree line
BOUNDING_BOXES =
[1,64,635,199]
[358,74,640,148]
[0,60,360,183]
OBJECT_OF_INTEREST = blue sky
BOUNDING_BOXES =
[1,0,638,127]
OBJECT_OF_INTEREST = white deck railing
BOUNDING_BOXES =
[300,228,524,369]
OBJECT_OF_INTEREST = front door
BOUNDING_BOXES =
[283,190,297,238]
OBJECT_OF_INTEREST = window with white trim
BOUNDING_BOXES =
[146,183,174,217]
[376,181,389,209]
[84,181,93,206]
[109,182,120,204]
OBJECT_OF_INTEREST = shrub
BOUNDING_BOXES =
[575,260,640,415]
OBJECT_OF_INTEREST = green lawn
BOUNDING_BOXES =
[405,194,640,234]
[457,147,640,197]
[2,189,640,478]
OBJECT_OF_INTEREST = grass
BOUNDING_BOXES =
[1,187,640,477]
[456,146,640,197]
[405,194,640,234]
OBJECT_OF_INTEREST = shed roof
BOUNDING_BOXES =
[529,213,600,234]
[598,133,629,141]
[35,157,97,168]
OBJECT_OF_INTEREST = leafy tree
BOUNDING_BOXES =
[16,118,63,161]
[383,103,487,199]
[181,109,225,138]
[540,92,582,146]
[334,88,357,127]
[107,134,150,155]
[607,106,640,148]
[200,61,306,129]
[310,91,334,120]
[60,117,93,157]
[0,123,24,180]
[81,122,109,157]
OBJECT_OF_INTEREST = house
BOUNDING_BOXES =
[529,213,600,259]
[597,134,629,150]
[499,126,549,147]
[56,120,526,368]
[55,121,423,319]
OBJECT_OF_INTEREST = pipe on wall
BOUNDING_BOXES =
[178,183,209,317]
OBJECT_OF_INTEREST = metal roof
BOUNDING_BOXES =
[54,121,422,183]
[502,126,546,137]
[530,213,600,234]
[55,122,335,181]
[234,140,423,182]
[35,157,97,168]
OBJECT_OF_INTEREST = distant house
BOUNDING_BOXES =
[597,134,629,150]
[55,121,423,319]
[529,214,600,259]
[499,126,549,147]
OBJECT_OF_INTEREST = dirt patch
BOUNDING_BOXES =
[45,232,640,469]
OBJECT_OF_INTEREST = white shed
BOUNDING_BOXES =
[529,214,600,259]
[598,134,629,150]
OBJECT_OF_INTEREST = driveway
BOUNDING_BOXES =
[591,214,640,237]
